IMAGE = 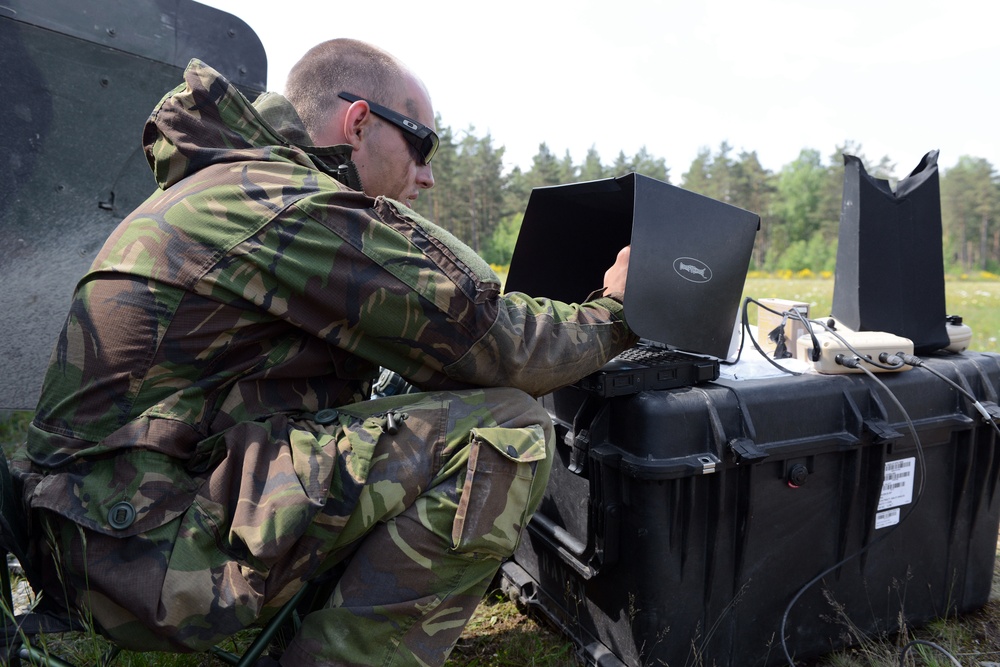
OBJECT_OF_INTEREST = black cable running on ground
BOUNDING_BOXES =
[897,639,962,667]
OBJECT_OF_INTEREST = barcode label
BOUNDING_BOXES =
[877,457,916,511]
[875,508,901,530]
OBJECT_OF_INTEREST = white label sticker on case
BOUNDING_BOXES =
[875,508,900,530]
[878,457,915,512]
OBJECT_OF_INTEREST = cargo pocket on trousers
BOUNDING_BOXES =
[451,425,547,560]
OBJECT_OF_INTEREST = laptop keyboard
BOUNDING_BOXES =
[616,347,693,366]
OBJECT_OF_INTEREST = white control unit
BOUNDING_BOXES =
[796,326,914,374]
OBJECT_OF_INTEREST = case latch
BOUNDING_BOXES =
[864,418,903,444]
[728,437,768,465]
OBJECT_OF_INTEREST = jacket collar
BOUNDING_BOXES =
[143,59,363,191]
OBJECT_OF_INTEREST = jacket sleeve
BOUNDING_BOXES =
[443,291,636,396]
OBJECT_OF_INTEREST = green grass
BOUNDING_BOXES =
[4,277,1000,666]
[0,410,31,454]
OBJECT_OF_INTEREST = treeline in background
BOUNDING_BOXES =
[412,117,1000,276]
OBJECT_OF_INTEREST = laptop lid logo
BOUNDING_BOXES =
[674,257,713,283]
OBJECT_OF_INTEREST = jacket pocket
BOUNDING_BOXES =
[450,424,547,560]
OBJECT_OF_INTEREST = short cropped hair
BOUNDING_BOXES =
[285,39,408,141]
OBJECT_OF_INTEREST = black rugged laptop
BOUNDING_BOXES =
[505,172,759,397]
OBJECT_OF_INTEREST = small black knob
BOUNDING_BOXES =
[787,464,809,488]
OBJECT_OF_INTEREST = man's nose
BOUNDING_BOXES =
[417,163,434,190]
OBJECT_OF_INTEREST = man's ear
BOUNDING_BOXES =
[343,100,373,151]
[311,101,370,148]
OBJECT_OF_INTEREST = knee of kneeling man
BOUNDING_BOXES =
[487,387,554,438]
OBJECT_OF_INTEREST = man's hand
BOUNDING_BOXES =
[603,245,630,296]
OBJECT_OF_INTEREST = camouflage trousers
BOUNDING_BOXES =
[37,387,553,666]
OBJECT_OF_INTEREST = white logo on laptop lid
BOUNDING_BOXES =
[673,257,712,283]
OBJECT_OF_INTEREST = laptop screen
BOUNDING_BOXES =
[505,172,760,359]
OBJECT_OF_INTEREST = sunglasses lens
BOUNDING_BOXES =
[423,133,439,164]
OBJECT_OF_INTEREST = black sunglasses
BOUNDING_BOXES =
[338,92,439,165]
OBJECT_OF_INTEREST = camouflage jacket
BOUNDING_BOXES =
[18,60,636,536]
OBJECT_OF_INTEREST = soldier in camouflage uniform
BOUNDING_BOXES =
[13,39,636,666]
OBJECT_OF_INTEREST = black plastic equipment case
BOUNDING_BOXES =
[501,352,1000,667]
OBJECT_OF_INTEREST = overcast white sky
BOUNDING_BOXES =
[200,0,999,180]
